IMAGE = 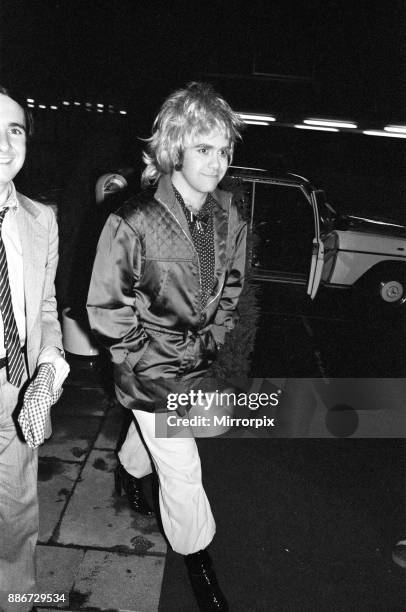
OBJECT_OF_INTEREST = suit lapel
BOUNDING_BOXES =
[16,194,47,339]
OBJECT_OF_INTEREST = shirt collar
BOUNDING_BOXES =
[0,182,19,213]
[172,184,214,221]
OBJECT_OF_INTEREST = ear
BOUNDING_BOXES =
[173,147,184,172]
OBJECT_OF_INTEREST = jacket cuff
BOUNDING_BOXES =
[123,338,150,369]
[37,345,65,364]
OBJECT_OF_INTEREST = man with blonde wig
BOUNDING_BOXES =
[88,82,246,611]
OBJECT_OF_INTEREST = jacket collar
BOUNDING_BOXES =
[154,174,190,238]
[0,181,19,212]
[16,191,42,219]
[15,192,48,341]
[154,173,229,212]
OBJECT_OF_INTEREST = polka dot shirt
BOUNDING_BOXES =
[172,185,215,309]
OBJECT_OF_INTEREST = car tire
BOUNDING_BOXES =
[356,266,406,316]
[378,277,405,304]
[363,267,406,309]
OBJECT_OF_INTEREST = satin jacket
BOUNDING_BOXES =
[87,174,247,412]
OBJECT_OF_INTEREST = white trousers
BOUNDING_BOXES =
[118,410,216,555]
[0,368,36,612]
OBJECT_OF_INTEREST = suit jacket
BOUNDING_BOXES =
[16,192,63,378]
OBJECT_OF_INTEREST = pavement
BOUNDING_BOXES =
[35,357,166,612]
[32,293,406,611]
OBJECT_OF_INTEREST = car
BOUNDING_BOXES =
[222,166,406,305]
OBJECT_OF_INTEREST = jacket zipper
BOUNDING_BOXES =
[204,280,225,310]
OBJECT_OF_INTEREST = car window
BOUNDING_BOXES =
[220,175,253,221]
[315,189,337,231]
[251,182,315,274]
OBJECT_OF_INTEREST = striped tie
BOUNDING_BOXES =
[0,208,24,387]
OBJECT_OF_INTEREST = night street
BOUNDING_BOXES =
[32,283,406,611]
[2,2,406,610]
[253,282,406,379]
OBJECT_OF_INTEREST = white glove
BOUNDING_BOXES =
[37,346,70,391]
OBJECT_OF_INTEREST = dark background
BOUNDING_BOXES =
[3,6,406,608]
[3,0,406,118]
[1,0,406,213]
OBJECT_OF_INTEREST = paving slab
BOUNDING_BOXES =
[56,450,166,554]
[94,400,126,450]
[38,457,82,542]
[69,550,164,611]
[39,414,101,462]
[36,544,85,607]
[53,385,111,418]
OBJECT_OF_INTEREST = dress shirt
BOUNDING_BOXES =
[172,184,216,309]
[0,182,25,359]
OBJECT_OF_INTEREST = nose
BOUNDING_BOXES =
[0,130,10,152]
[208,152,220,169]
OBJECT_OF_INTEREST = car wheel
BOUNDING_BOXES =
[378,278,405,304]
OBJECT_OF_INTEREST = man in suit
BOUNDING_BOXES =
[0,86,69,612]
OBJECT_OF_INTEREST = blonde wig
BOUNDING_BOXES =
[141,82,243,186]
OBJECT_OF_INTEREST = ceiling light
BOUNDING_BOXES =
[363,130,406,138]
[26,98,34,103]
[304,118,357,129]
[119,110,127,115]
[295,124,338,132]
[238,113,276,122]
[384,125,406,134]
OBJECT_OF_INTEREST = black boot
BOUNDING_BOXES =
[114,461,154,516]
[184,549,228,611]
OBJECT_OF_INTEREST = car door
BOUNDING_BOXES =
[306,188,324,298]
[250,179,323,294]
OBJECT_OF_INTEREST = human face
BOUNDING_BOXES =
[171,131,230,208]
[0,93,27,191]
